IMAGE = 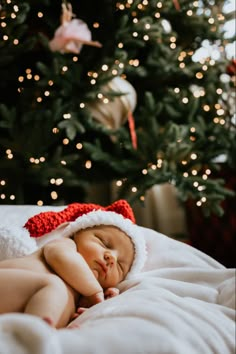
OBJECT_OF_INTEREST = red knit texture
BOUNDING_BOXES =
[24,199,136,237]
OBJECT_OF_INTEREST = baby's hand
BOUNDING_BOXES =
[104,287,120,299]
[78,290,104,308]
[74,287,120,317]
[87,290,104,305]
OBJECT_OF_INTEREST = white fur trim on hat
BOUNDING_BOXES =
[60,210,147,278]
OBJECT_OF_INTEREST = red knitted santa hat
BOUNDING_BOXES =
[24,199,136,237]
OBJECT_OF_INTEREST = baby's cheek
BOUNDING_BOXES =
[109,270,120,287]
[92,269,99,279]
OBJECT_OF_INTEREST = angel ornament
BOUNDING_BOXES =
[49,2,102,54]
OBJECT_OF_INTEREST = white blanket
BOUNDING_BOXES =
[0,205,235,354]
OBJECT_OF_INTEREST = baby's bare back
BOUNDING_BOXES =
[0,248,53,274]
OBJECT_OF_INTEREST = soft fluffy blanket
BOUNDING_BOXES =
[0,205,235,354]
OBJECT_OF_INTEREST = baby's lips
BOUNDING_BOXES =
[97,261,108,278]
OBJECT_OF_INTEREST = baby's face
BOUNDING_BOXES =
[74,225,134,288]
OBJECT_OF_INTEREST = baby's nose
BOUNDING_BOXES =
[105,251,117,265]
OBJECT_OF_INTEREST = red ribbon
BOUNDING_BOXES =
[173,0,180,11]
[128,111,137,149]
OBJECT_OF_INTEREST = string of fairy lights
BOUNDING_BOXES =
[0,0,234,206]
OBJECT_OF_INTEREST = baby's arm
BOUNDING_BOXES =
[43,239,104,304]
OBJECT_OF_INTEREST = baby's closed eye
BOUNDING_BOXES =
[98,237,110,248]
[118,261,123,272]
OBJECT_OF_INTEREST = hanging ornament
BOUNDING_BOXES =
[86,76,137,148]
[49,2,102,54]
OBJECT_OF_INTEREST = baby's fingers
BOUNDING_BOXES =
[76,307,87,315]
[104,287,120,299]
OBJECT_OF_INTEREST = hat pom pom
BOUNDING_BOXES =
[107,199,135,223]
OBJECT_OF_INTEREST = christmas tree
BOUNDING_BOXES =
[0,0,235,215]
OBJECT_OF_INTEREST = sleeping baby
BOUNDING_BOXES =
[0,206,146,328]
